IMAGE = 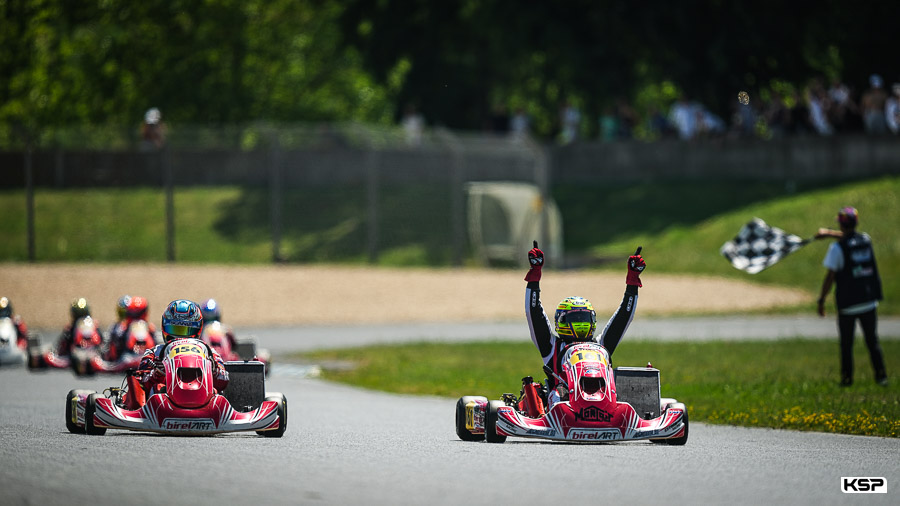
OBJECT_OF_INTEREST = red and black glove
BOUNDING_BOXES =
[626,246,645,287]
[524,240,544,282]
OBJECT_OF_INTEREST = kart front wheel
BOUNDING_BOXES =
[485,400,507,444]
[665,404,689,446]
[84,393,107,436]
[259,393,287,438]
[65,389,91,434]
[455,396,485,442]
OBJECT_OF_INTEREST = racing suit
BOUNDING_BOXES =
[105,318,157,361]
[526,280,639,395]
[137,338,230,394]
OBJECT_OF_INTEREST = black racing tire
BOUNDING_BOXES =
[258,393,287,438]
[455,396,485,442]
[65,389,91,434]
[485,400,507,444]
[665,405,689,446]
[84,393,107,436]
[27,350,44,370]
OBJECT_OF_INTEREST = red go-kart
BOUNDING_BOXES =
[87,319,157,374]
[201,321,271,377]
[456,342,688,444]
[28,316,103,374]
[65,338,286,437]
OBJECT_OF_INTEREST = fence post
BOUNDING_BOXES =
[269,131,284,263]
[163,148,175,262]
[437,129,466,266]
[25,147,35,262]
[366,147,380,263]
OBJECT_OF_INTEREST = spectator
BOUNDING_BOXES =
[885,83,900,135]
[669,94,699,140]
[786,90,811,135]
[140,107,167,152]
[827,77,860,133]
[860,74,889,135]
[510,107,531,141]
[401,104,425,146]
[558,101,581,144]
[645,106,673,139]
[613,97,638,139]
[808,83,834,136]
[598,105,619,142]
[763,91,790,139]
[731,100,758,139]
[488,104,510,135]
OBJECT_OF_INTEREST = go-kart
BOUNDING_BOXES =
[201,321,271,377]
[86,319,157,374]
[0,316,27,366]
[28,316,104,374]
[64,338,286,437]
[456,342,688,444]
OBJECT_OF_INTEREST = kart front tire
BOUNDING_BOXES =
[84,393,107,436]
[455,396,485,442]
[65,389,91,434]
[259,393,287,438]
[485,400,507,444]
[665,404,688,446]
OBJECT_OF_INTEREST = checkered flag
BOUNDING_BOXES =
[720,218,809,274]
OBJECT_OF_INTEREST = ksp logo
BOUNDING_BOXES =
[841,477,886,494]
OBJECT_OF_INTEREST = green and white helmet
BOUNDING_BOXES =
[555,296,597,342]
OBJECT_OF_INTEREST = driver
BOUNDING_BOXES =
[0,296,30,349]
[106,295,156,360]
[136,299,229,396]
[524,242,645,406]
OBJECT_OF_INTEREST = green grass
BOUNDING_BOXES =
[1,176,897,313]
[294,339,900,437]
[555,176,900,315]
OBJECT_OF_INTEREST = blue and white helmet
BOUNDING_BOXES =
[200,298,221,323]
[161,299,203,343]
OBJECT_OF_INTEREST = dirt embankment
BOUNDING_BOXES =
[1,263,810,329]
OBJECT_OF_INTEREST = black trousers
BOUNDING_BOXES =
[838,309,887,383]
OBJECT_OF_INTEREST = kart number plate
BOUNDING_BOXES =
[168,344,207,359]
[569,350,604,366]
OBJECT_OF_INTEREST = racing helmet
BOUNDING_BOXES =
[161,299,204,343]
[837,206,858,227]
[200,298,221,323]
[126,296,149,320]
[70,298,91,321]
[555,296,597,342]
[0,297,11,318]
[116,295,131,320]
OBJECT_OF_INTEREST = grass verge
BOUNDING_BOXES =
[293,339,900,437]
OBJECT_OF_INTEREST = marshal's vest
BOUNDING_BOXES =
[835,232,882,310]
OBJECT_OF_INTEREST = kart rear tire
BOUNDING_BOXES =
[65,389,91,434]
[455,396,485,442]
[84,393,107,436]
[485,400,507,444]
[258,393,287,438]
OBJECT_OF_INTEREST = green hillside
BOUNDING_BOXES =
[1,176,896,314]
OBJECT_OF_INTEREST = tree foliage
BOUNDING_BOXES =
[1,0,897,142]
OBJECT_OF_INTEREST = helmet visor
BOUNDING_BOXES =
[163,323,199,338]
[558,310,595,324]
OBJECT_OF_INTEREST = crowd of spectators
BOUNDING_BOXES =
[472,73,900,145]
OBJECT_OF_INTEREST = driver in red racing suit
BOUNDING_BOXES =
[524,242,645,407]
[130,299,229,407]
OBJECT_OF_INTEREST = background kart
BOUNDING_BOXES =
[0,316,27,366]
[456,342,688,444]
[201,321,272,377]
[85,319,157,374]
[65,340,286,437]
[27,316,103,374]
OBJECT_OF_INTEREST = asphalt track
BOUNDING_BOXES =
[3,317,899,506]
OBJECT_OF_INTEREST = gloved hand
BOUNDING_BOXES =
[524,240,544,282]
[626,246,645,287]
